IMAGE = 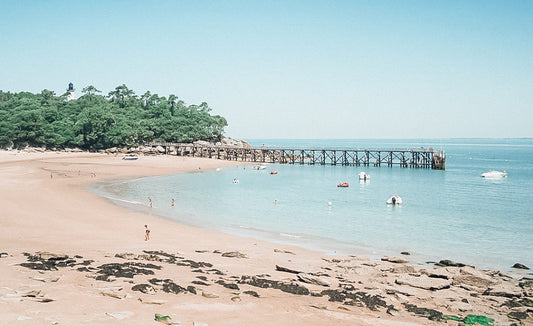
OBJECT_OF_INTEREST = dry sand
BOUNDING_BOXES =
[0,150,530,326]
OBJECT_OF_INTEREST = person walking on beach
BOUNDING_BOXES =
[144,224,150,241]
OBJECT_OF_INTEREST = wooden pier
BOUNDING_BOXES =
[150,143,446,170]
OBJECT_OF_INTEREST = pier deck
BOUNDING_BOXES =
[150,143,446,170]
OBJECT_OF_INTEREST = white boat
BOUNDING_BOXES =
[386,195,402,205]
[481,170,507,178]
[122,156,138,160]
[252,164,267,170]
[358,172,370,181]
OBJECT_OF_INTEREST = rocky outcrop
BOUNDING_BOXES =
[452,266,496,289]
[243,290,259,297]
[403,303,444,321]
[390,265,417,274]
[321,289,391,311]
[95,262,160,281]
[19,252,91,271]
[381,256,408,264]
[483,282,523,298]
[275,265,302,274]
[420,268,453,279]
[149,278,193,295]
[218,137,252,149]
[395,274,452,291]
[215,280,240,290]
[99,137,253,157]
[12,250,531,326]
[436,259,465,267]
[221,251,247,259]
[239,275,310,295]
[512,263,530,270]
[132,284,157,294]
[297,273,331,287]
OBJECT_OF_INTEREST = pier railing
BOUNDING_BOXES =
[149,143,446,170]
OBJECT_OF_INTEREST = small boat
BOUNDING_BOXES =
[233,178,239,184]
[481,170,507,178]
[122,156,138,160]
[358,172,370,181]
[337,182,349,188]
[386,195,402,205]
[252,164,267,170]
[270,171,278,175]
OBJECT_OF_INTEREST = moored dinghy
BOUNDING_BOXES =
[358,172,370,181]
[481,170,507,178]
[252,164,267,170]
[387,195,402,205]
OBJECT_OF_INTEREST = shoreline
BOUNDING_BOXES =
[90,161,525,274]
[89,172,420,270]
[0,150,531,325]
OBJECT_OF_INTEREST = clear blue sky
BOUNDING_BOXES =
[1,0,532,139]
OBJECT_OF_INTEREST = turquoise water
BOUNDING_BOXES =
[91,139,533,271]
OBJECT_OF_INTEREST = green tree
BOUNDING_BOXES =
[0,85,228,150]
[140,91,152,109]
[82,85,101,96]
[39,89,56,106]
[108,84,135,108]
[74,106,115,149]
[168,94,178,116]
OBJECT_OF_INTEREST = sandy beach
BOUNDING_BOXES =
[0,150,531,326]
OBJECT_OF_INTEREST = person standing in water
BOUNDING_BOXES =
[171,199,175,207]
[144,224,150,241]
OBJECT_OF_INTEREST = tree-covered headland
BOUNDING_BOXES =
[0,84,228,150]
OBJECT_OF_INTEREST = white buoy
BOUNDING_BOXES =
[328,201,332,206]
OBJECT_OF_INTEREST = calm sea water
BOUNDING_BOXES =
[90,139,533,271]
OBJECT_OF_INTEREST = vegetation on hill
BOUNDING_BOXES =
[0,84,227,150]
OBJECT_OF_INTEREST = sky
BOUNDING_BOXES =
[1,0,532,139]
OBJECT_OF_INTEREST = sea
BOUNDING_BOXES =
[89,139,533,272]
